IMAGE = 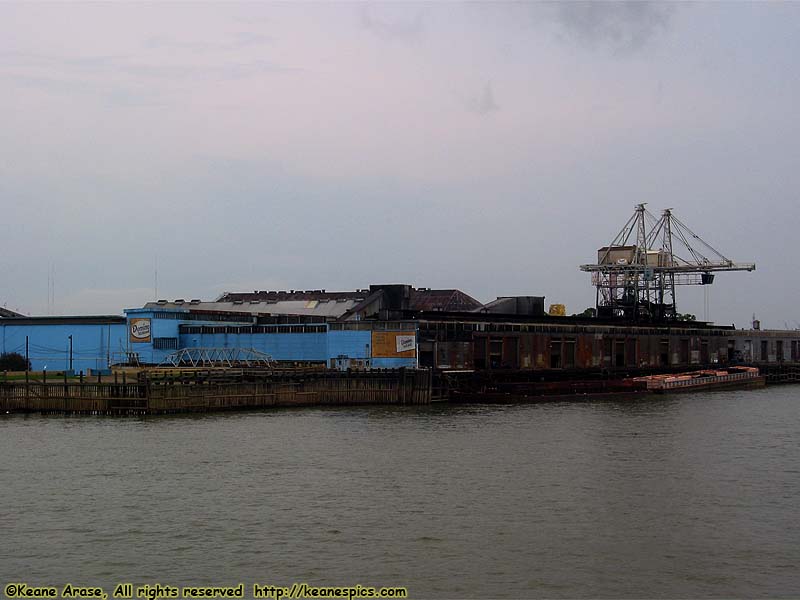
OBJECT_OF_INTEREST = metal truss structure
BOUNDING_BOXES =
[580,204,755,321]
[159,347,276,368]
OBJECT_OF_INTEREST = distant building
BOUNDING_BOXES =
[144,291,365,320]
[144,285,483,322]
[477,296,546,316]
[408,288,483,312]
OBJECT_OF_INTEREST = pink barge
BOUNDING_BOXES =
[633,366,765,393]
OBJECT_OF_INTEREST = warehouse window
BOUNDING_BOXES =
[679,339,690,364]
[550,339,562,369]
[626,339,637,367]
[603,338,613,366]
[659,339,670,366]
[615,340,626,367]
[563,339,576,368]
[473,337,486,370]
[153,337,179,350]
[503,337,520,369]
[489,338,503,369]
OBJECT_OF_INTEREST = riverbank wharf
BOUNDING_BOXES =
[0,367,432,415]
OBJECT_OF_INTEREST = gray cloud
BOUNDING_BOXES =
[551,1,674,55]
[0,71,166,108]
[232,32,273,48]
[359,5,426,41]
[465,82,499,116]
[0,51,129,71]
[145,32,272,52]
[0,48,298,104]
[118,59,297,81]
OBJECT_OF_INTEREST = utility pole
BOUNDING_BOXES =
[25,336,29,371]
[68,335,73,371]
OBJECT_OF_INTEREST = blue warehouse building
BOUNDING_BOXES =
[122,299,419,369]
[0,316,127,372]
[0,310,419,372]
[0,286,483,372]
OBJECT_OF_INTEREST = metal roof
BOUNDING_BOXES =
[216,290,368,303]
[409,289,483,312]
[0,315,126,325]
[148,286,482,320]
[143,299,359,318]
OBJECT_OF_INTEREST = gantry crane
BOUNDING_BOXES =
[580,204,755,321]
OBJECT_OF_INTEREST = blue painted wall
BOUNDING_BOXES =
[180,331,328,362]
[327,330,372,360]
[124,308,183,365]
[179,327,417,368]
[327,329,417,369]
[1,310,418,371]
[0,322,127,372]
[124,308,254,365]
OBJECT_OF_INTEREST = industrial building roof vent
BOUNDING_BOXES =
[174,299,185,305]
[233,300,244,305]
[157,299,168,305]
[250,300,260,304]
[190,299,201,304]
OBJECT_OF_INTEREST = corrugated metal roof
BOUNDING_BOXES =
[143,299,359,318]
[409,289,483,312]
[216,290,368,303]
[149,286,482,319]
[0,315,126,325]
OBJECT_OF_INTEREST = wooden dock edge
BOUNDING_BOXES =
[0,368,432,415]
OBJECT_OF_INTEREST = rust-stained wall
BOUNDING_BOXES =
[417,320,795,372]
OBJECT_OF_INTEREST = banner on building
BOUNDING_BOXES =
[371,331,416,358]
[130,318,152,343]
[396,334,415,353]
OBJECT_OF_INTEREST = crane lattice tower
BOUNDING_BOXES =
[579,204,755,321]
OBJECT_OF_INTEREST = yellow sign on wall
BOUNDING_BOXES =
[129,318,152,343]
[371,331,416,358]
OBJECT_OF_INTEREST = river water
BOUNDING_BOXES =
[1,386,799,598]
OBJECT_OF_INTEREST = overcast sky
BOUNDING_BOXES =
[1,2,798,328]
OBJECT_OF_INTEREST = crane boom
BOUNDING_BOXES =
[579,205,755,321]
